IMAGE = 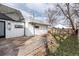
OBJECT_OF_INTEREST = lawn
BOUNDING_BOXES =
[47,33,79,56]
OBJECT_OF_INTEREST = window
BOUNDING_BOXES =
[15,25,23,28]
[34,26,39,29]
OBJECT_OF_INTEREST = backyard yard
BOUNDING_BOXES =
[47,32,79,56]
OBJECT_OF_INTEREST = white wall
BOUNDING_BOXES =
[25,19,34,36]
[0,19,24,38]
[25,19,48,36]
[6,21,24,38]
[34,24,48,35]
[0,19,48,38]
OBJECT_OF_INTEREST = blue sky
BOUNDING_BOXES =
[2,3,54,18]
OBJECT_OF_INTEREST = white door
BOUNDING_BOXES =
[0,21,5,38]
[35,28,39,35]
[33,25,39,35]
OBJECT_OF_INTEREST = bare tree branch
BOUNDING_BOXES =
[57,3,75,30]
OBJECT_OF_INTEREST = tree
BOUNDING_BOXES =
[46,8,59,27]
[72,3,79,18]
[46,3,79,33]
[57,3,75,31]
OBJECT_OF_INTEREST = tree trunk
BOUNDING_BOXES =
[66,3,75,31]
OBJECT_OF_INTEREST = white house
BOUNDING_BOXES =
[25,19,49,36]
[21,10,50,36]
[0,4,24,38]
[0,4,50,38]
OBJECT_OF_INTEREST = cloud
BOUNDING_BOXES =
[21,10,32,18]
[2,3,33,19]
[55,24,67,28]
[2,3,55,16]
[25,3,54,14]
[1,3,55,20]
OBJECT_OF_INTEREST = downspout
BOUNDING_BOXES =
[24,19,26,36]
[32,22,35,36]
[32,23,35,36]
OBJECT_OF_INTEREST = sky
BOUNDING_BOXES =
[2,3,55,20]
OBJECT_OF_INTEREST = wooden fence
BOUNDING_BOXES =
[48,28,73,35]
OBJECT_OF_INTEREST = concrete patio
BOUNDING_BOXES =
[0,36,31,56]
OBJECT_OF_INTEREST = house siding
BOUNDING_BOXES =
[6,21,24,38]
[25,20,34,36]
[0,19,24,38]
[25,20,48,36]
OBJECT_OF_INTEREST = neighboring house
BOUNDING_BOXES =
[0,4,24,38]
[25,19,49,36]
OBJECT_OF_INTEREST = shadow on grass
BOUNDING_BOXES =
[47,33,79,56]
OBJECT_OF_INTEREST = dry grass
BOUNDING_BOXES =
[47,33,79,56]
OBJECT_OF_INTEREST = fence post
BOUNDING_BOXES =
[77,28,79,43]
[77,22,79,43]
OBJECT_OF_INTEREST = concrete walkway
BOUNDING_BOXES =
[0,36,31,56]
